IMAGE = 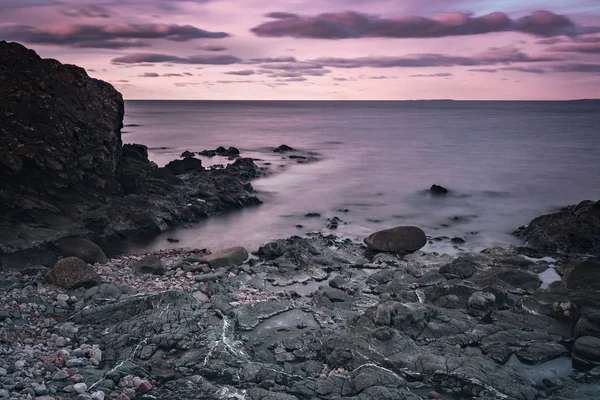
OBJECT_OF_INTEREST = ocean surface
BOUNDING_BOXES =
[120,100,600,255]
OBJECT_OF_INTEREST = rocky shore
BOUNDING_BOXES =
[2,41,600,399]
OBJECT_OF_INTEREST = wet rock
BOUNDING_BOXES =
[199,246,248,269]
[467,291,497,316]
[57,238,107,264]
[565,258,600,291]
[514,199,600,255]
[304,213,321,218]
[273,144,295,153]
[439,256,479,279]
[493,269,542,292]
[46,257,102,289]
[131,255,165,275]
[364,226,427,253]
[429,184,448,195]
[164,157,203,175]
[573,336,600,370]
[181,151,195,158]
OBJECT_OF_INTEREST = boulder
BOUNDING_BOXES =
[45,257,101,289]
[565,258,600,291]
[164,157,203,175]
[514,200,600,255]
[200,246,249,269]
[132,255,166,275]
[181,151,195,158]
[57,238,107,264]
[364,226,427,252]
[273,144,294,153]
[467,291,497,317]
[573,336,600,370]
[430,184,448,195]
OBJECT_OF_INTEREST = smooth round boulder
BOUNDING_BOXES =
[132,255,165,275]
[364,226,427,253]
[200,246,249,269]
[46,257,102,289]
[57,238,107,264]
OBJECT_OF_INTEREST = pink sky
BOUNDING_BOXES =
[2,0,599,100]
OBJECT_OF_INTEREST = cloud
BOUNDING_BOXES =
[501,67,545,74]
[554,63,600,73]
[469,68,498,73]
[409,73,453,77]
[163,73,184,77]
[183,72,193,76]
[216,80,255,84]
[251,10,579,39]
[279,77,307,82]
[369,75,396,79]
[310,48,559,69]
[244,56,297,64]
[1,23,229,49]
[224,69,255,76]
[61,6,113,18]
[112,53,241,65]
[174,82,203,87]
[138,72,160,77]
[265,12,299,19]
[196,44,227,51]
[549,42,600,54]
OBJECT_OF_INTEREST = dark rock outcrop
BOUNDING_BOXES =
[0,42,263,268]
[273,144,294,153]
[514,200,600,255]
[430,184,449,195]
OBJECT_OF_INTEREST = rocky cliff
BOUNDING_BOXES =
[0,42,262,268]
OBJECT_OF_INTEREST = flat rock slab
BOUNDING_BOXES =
[200,246,248,269]
[132,255,165,275]
[364,226,427,252]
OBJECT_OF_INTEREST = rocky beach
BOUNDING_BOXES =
[2,41,600,400]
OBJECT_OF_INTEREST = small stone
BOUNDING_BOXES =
[15,360,25,369]
[53,370,70,380]
[428,391,442,399]
[0,367,6,376]
[55,337,66,347]
[74,383,87,394]
[91,391,106,400]
[137,380,152,393]
[57,294,70,302]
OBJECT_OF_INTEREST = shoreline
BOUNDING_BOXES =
[1,206,600,399]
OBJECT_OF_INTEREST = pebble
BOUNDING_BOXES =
[56,294,69,302]
[53,370,70,380]
[0,367,6,376]
[15,360,25,369]
[74,382,88,394]
[428,391,442,399]
[91,391,106,400]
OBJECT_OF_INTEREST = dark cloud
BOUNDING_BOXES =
[279,77,307,82]
[469,68,498,73]
[369,75,395,79]
[138,72,160,77]
[61,6,113,18]
[174,82,203,87]
[196,45,228,51]
[112,53,241,65]
[549,42,600,54]
[183,72,194,76]
[163,73,184,77]
[251,10,578,39]
[334,77,349,81]
[244,56,297,64]
[115,80,129,83]
[409,73,453,77]
[1,23,229,49]
[501,67,545,74]
[224,69,255,76]
[216,80,255,84]
[554,63,600,73]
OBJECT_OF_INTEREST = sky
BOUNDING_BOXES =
[1,0,600,100]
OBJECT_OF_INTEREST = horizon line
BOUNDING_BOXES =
[124,98,600,102]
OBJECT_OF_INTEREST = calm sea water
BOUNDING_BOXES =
[120,100,600,255]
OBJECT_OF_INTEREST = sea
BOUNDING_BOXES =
[119,100,600,255]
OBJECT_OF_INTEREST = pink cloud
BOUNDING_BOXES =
[251,10,580,39]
